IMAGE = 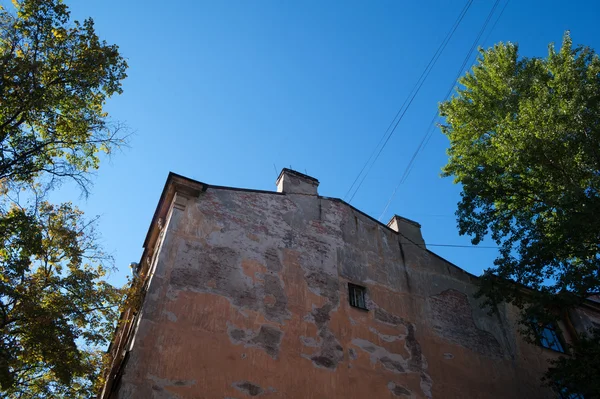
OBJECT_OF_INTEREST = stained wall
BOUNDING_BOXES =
[110,170,573,399]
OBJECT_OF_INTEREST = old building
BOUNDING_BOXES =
[101,169,600,399]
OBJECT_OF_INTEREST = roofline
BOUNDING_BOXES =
[139,172,600,311]
[142,173,477,283]
[142,172,206,249]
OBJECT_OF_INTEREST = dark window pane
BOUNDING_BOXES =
[348,284,367,310]
[559,388,585,399]
[539,324,564,353]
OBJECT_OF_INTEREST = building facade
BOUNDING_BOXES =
[101,169,600,399]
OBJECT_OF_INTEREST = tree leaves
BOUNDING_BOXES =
[440,32,600,396]
[0,0,128,193]
[0,202,123,397]
[0,0,128,397]
[544,328,600,398]
[441,32,600,299]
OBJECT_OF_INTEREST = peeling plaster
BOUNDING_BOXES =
[429,289,504,359]
[232,381,264,397]
[353,303,433,399]
[107,173,572,399]
[388,381,412,397]
[227,322,284,358]
[170,244,291,325]
[302,303,344,370]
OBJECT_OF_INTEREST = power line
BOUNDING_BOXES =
[482,0,511,47]
[379,0,503,221]
[347,1,473,203]
[344,0,474,203]
[419,243,499,249]
[396,230,499,249]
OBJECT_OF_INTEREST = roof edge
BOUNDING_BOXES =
[138,172,600,312]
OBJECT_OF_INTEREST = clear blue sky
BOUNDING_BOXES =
[53,0,600,288]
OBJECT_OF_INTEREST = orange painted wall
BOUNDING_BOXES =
[108,177,581,399]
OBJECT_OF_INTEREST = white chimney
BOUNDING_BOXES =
[276,168,319,195]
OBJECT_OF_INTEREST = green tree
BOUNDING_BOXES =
[545,328,600,398]
[439,32,600,397]
[0,199,122,397]
[0,0,127,191]
[0,0,127,396]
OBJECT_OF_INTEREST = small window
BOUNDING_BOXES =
[559,390,585,399]
[534,322,565,353]
[348,283,367,310]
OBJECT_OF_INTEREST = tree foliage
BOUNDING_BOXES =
[0,0,127,396]
[0,0,127,191]
[544,328,600,398]
[0,200,122,397]
[440,32,600,396]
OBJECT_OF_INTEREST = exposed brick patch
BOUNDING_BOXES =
[264,248,282,272]
[263,275,288,322]
[387,382,411,397]
[298,243,344,371]
[355,303,433,398]
[170,244,291,324]
[303,271,339,303]
[148,374,197,390]
[228,323,284,359]
[232,381,264,396]
[250,325,283,358]
[406,324,425,372]
[302,302,344,370]
[351,338,407,374]
[374,307,407,326]
[380,356,405,373]
[429,289,504,359]
[348,348,357,360]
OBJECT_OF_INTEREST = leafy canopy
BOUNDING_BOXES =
[544,328,600,398]
[440,32,600,396]
[0,0,127,190]
[0,0,128,397]
[0,200,122,398]
[440,32,600,301]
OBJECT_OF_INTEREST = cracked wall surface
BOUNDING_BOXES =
[109,174,574,399]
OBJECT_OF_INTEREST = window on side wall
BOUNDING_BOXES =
[348,283,367,310]
[559,390,585,399]
[534,322,565,353]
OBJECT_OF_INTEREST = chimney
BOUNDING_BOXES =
[387,215,426,249]
[276,168,319,195]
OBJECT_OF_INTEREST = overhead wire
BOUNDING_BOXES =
[344,0,474,203]
[416,0,511,153]
[482,0,511,47]
[410,0,510,184]
[378,0,503,221]
[413,0,511,157]
[409,243,500,249]
[397,230,499,249]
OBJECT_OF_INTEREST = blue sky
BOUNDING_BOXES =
[54,0,600,288]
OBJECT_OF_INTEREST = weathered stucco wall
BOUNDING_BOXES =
[111,172,570,399]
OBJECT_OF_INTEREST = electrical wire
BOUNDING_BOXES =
[396,230,499,249]
[344,0,474,203]
[482,0,511,47]
[412,243,500,249]
[379,0,503,221]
